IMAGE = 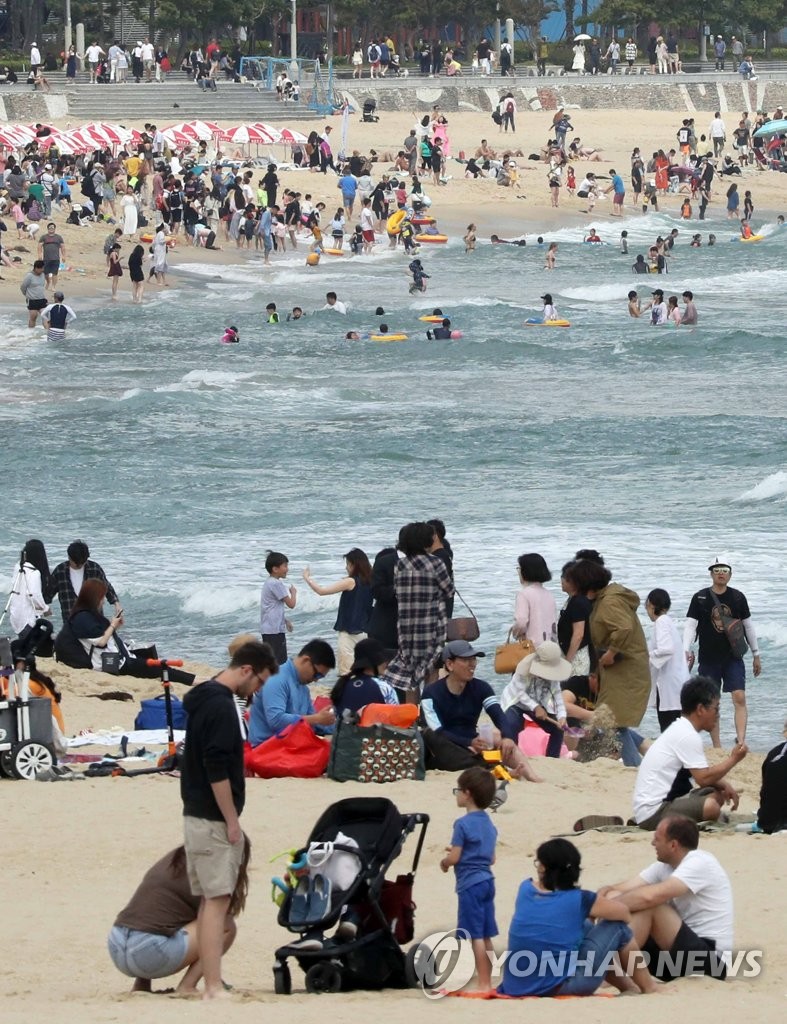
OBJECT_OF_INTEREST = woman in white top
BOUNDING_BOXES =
[572,43,586,74]
[645,588,689,731]
[351,46,363,78]
[512,553,557,646]
[8,539,51,636]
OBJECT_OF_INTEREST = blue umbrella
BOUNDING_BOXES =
[753,118,787,138]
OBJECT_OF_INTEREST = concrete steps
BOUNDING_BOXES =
[43,74,317,123]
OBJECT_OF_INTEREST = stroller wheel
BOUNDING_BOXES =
[404,942,428,989]
[304,962,343,994]
[273,961,292,995]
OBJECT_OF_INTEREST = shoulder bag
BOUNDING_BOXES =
[709,591,748,659]
[445,588,480,642]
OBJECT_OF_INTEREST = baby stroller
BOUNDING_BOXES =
[273,797,429,994]
[361,99,379,123]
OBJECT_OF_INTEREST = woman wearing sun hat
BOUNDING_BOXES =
[501,641,571,758]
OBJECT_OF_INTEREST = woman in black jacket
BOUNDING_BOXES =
[58,578,194,683]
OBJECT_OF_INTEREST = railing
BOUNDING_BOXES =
[238,55,339,113]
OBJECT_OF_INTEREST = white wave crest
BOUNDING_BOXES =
[735,471,787,502]
[183,585,258,616]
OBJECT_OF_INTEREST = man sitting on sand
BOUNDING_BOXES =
[421,640,542,781]
[632,676,747,830]
[247,638,336,746]
[599,815,733,982]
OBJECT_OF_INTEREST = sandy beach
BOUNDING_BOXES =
[2,106,785,311]
[2,654,783,1023]
[3,98,786,1022]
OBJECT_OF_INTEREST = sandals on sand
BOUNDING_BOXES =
[573,815,625,832]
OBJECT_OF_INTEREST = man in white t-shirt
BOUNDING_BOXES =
[632,676,748,829]
[30,43,42,74]
[600,815,733,981]
[141,39,156,81]
[107,40,121,81]
[85,42,105,84]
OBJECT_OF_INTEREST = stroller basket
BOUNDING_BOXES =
[273,797,428,994]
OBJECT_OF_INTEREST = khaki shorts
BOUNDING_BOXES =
[183,816,243,899]
[637,786,716,831]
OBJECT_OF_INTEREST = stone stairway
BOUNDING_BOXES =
[43,73,318,123]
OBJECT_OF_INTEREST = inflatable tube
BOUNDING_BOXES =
[370,333,408,341]
[140,233,177,247]
[524,318,571,328]
[735,234,764,243]
[411,216,436,226]
[386,210,406,235]
[450,330,463,339]
[583,239,605,245]
[322,247,345,256]
[416,234,448,243]
[419,315,447,323]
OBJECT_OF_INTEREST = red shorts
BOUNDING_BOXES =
[613,192,624,206]
[362,229,375,242]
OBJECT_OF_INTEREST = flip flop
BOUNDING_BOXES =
[573,815,624,832]
[305,873,332,923]
[289,875,311,925]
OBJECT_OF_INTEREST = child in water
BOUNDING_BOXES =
[620,230,628,254]
[408,258,430,294]
[540,293,558,321]
[464,223,477,252]
[221,326,240,344]
[681,197,692,219]
[627,291,641,317]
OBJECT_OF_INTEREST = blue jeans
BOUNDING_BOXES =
[617,727,644,767]
[554,919,633,995]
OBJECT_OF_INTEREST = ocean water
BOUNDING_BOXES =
[2,210,786,750]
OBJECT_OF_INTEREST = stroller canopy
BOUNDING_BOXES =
[307,798,404,871]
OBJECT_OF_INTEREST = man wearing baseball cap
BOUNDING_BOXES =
[421,640,541,781]
[683,556,761,745]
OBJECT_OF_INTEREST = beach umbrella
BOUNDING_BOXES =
[80,121,131,146]
[247,121,282,143]
[186,119,222,138]
[0,126,29,147]
[279,128,307,144]
[753,118,787,138]
[165,121,207,141]
[220,124,277,144]
[162,126,196,148]
[53,130,93,155]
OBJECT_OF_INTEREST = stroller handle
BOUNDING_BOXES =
[146,658,184,667]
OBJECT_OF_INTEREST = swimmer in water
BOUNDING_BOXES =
[464,223,477,252]
[690,234,702,247]
[427,318,452,340]
[266,302,280,324]
[429,308,443,316]
[777,215,785,226]
[707,233,716,246]
[585,227,602,243]
[287,307,303,321]
[540,293,558,322]
[620,230,628,254]
[345,330,369,340]
[628,291,641,318]
[490,234,526,246]
[544,242,558,270]
[221,326,240,343]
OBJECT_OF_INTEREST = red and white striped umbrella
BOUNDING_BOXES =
[279,128,308,144]
[220,124,278,144]
[0,126,30,148]
[52,130,93,155]
[186,119,221,139]
[247,121,282,143]
[161,126,197,148]
[80,121,131,146]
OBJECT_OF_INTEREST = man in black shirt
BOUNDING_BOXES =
[181,640,278,999]
[683,555,761,746]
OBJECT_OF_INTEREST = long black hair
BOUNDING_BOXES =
[536,838,581,891]
[20,538,50,581]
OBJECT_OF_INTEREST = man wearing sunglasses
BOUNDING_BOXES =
[683,556,761,746]
[248,638,336,747]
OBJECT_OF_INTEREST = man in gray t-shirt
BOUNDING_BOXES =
[38,222,65,287]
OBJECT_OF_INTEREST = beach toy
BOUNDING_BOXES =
[518,720,571,759]
[140,233,177,247]
[450,330,463,339]
[386,209,406,235]
[419,315,448,323]
[322,247,345,256]
[735,234,764,243]
[416,233,448,243]
[370,333,408,342]
[411,216,436,226]
[306,252,320,266]
[524,318,571,328]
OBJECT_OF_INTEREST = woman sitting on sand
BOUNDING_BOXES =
[330,637,399,715]
[108,840,250,994]
[55,578,195,683]
[497,838,657,996]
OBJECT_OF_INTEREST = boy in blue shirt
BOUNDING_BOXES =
[440,766,498,991]
[260,551,296,664]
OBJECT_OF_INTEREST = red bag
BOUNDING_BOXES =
[244,720,330,779]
